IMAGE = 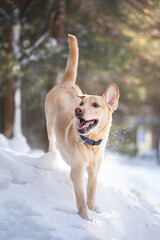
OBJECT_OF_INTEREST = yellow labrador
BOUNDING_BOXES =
[45,34,119,220]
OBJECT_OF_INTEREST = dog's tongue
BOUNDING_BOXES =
[77,120,91,130]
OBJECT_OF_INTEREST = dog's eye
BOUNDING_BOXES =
[80,101,84,106]
[93,103,100,108]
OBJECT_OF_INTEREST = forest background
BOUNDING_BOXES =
[0,0,160,158]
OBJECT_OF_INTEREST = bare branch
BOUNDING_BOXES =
[25,0,60,55]
[25,31,50,54]
[125,0,151,16]
[138,0,153,6]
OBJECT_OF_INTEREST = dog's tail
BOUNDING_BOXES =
[62,34,79,84]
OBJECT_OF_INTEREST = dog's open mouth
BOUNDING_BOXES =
[77,118,98,134]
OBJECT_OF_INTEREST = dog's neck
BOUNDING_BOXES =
[79,135,103,146]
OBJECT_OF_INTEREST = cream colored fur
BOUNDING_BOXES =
[45,34,120,220]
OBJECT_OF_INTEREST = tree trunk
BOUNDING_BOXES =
[2,8,22,139]
[12,17,22,137]
[2,25,15,138]
[54,0,65,43]
[2,79,15,139]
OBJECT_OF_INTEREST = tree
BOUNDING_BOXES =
[0,0,65,138]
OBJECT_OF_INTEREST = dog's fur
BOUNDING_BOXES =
[45,34,119,220]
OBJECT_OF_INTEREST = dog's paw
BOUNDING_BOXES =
[88,204,101,214]
[78,210,90,221]
[94,206,101,214]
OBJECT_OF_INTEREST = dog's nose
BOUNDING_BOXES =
[75,107,83,116]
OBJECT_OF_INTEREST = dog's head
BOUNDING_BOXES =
[75,83,119,137]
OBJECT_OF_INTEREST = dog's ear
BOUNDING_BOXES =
[72,86,87,99]
[103,83,119,112]
[76,94,87,100]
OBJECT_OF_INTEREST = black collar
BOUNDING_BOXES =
[80,135,103,146]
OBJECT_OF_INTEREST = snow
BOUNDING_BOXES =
[101,153,160,215]
[0,134,30,154]
[49,38,57,47]
[0,134,160,240]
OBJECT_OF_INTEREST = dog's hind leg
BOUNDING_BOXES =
[48,133,57,152]
[46,118,57,152]
[45,98,58,153]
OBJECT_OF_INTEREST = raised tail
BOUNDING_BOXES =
[62,34,79,84]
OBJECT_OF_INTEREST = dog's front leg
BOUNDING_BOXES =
[70,165,89,220]
[87,163,100,212]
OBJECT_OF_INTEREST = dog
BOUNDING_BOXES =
[45,34,119,220]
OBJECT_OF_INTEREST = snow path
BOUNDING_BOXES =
[0,135,160,239]
[101,153,160,216]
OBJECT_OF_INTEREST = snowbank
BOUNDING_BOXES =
[0,135,160,240]
[0,133,30,154]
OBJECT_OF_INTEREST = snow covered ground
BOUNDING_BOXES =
[101,152,160,217]
[0,133,160,240]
